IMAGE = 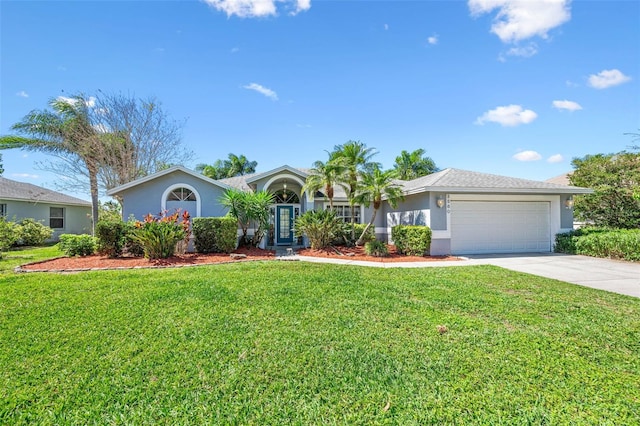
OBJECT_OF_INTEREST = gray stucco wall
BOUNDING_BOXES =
[119,170,228,220]
[1,199,91,240]
[560,194,575,229]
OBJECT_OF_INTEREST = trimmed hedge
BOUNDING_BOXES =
[391,225,432,256]
[58,234,97,257]
[96,220,127,258]
[555,227,640,261]
[193,217,237,253]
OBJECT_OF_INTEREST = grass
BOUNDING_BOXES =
[1,252,639,424]
[0,245,60,274]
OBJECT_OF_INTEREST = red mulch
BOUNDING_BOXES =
[19,246,275,272]
[298,245,459,263]
[18,245,460,272]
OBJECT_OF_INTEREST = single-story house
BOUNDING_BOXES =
[107,165,592,255]
[0,176,92,240]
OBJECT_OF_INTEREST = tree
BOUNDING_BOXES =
[0,95,102,233]
[330,140,378,239]
[197,153,257,180]
[393,148,438,180]
[353,166,404,246]
[0,153,3,175]
[570,151,640,228]
[219,188,274,246]
[301,157,345,209]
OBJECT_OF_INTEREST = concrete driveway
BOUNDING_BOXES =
[464,253,640,298]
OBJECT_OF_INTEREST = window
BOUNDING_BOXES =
[0,204,6,217]
[326,204,361,224]
[50,207,64,229]
[167,187,196,202]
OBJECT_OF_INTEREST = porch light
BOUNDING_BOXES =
[565,197,574,210]
[436,196,445,208]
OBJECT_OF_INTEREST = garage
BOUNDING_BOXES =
[450,201,551,254]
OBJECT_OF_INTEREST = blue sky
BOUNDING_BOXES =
[1,0,638,200]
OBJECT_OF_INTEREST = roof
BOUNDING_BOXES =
[219,166,311,192]
[545,173,572,186]
[107,165,232,196]
[399,168,592,195]
[0,176,91,206]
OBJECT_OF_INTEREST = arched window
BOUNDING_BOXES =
[273,189,300,204]
[167,187,196,202]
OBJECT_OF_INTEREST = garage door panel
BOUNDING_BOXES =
[451,201,551,254]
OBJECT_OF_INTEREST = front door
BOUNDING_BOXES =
[277,205,294,245]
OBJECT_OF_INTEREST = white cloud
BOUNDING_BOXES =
[588,69,631,89]
[203,0,310,18]
[243,83,278,100]
[427,34,438,45]
[547,154,564,163]
[505,42,538,58]
[468,0,571,43]
[565,80,579,88]
[552,100,582,111]
[57,96,96,108]
[475,104,537,126]
[16,91,29,98]
[11,173,39,179]
[384,24,389,31]
[513,150,542,162]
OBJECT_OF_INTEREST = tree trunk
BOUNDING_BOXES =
[356,207,377,246]
[88,162,100,236]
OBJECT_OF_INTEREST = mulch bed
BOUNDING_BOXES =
[17,245,460,272]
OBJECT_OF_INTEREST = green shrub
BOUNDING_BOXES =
[58,234,97,257]
[96,220,127,258]
[131,211,189,259]
[122,220,144,257]
[335,223,375,246]
[295,210,343,250]
[0,218,19,258]
[364,240,389,257]
[555,227,640,261]
[391,225,432,256]
[15,218,53,246]
[193,217,238,253]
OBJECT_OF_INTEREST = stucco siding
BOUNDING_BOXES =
[119,170,228,220]
[1,199,91,240]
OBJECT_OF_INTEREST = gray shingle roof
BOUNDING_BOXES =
[400,168,591,194]
[0,176,91,206]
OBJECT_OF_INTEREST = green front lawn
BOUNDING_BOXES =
[1,260,639,424]
[0,245,60,274]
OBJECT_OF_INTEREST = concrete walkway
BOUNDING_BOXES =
[285,252,640,298]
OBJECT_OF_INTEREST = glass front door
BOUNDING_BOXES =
[277,205,294,245]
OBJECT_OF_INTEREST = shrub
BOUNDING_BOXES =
[58,234,97,257]
[555,227,640,261]
[122,220,144,257]
[15,218,53,246]
[364,240,389,257]
[193,217,238,253]
[0,218,18,259]
[295,210,343,250]
[96,220,127,258]
[132,210,189,259]
[392,225,432,256]
[335,223,375,246]
[554,227,613,254]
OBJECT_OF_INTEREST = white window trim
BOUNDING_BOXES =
[161,183,201,217]
[323,202,363,224]
[49,206,65,230]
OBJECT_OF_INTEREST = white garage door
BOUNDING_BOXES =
[450,201,551,254]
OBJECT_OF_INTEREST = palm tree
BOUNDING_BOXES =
[0,95,101,233]
[226,153,257,176]
[353,166,404,246]
[330,140,378,238]
[301,158,345,209]
[393,149,438,180]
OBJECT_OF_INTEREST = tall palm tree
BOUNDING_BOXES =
[393,149,438,180]
[353,166,404,246]
[0,95,101,233]
[226,153,257,177]
[330,140,378,238]
[301,158,345,209]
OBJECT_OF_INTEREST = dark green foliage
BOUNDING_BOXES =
[570,151,640,228]
[336,223,375,246]
[295,209,343,249]
[58,234,97,257]
[0,218,18,258]
[364,240,389,257]
[122,220,144,256]
[193,217,237,253]
[15,218,53,246]
[555,227,640,261]
[96,220,127,258]
[392,225,432,256]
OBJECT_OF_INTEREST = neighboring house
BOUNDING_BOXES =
[107,165,592,256]
[0,176,92,240]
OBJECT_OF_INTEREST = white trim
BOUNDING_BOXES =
[161,183,201,217]
[246,165,308,184]
[263,173,310,203]
[324,202,363,224]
